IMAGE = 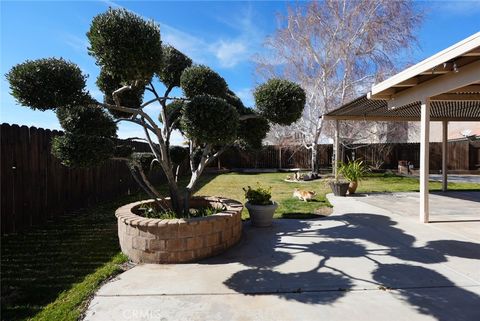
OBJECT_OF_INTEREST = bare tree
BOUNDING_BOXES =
[257,0,422,173]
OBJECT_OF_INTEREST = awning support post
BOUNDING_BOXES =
[420,98,431,223]
[442,120,448,192]
[334,120,340,178]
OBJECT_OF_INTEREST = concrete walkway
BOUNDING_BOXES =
[353,191,480,240]
[85,195,480,321]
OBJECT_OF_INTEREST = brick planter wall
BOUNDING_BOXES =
[115,197,243,263]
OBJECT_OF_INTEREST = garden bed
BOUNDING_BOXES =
[116,196,243,263]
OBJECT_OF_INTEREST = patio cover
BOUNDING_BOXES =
[324,31,480,223]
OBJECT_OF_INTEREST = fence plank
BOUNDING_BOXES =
[215,141,474,172]
[0,124,167,235]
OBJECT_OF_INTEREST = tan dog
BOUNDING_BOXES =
[293,188,316,202]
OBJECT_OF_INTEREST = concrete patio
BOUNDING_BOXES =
[85,193,480,321]
[354,191,480,240]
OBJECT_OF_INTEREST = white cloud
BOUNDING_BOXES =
[95,1,264,69]
[161,24,210,64]
[211,40,248,68]
[161,23,252,68]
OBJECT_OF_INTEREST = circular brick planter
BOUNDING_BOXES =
[115,197,243,263]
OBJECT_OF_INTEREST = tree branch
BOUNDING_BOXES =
[239,114,261,121]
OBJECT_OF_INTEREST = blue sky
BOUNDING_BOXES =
[1,0,480,144]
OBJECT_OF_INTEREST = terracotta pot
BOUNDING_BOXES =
[348,181,358,194]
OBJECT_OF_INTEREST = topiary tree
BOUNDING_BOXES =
[6,8,305,217]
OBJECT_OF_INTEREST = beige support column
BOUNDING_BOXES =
[334,120,340,178]
[442,120,448,192]
[419,98,431,223]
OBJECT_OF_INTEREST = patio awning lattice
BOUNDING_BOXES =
[324,94,480,122]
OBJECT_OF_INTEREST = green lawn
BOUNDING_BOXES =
[1,172,479,320]
[194,172,480,219]
[194,172,332,219]
[0,196,140,321]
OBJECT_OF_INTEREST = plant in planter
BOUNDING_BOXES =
[6,8,305,262]
[327,177,350,197]
[338,159,369,194]
[243,184,278,227]
[326,165,350,197]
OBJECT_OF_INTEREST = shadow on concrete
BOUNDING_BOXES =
[430,219,480,223]
[431,191,480,203]
[373,264,480,321]
[206,213,480,319]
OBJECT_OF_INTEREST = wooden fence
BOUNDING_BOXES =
[216,140,479,171]
[1,123,164,235]
[2,123,478,235]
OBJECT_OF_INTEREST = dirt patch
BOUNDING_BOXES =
[314,207,333,216]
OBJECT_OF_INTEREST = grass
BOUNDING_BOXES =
[0,174,216,321]
[1,171,478,320]
[0,194,142,321]
[194,172,332,219]
[194,172,480,219]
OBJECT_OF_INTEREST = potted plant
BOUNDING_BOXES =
[327,163,350,197]
[243,184,278,227]
[338,159,368,194]
[327,177,350,197]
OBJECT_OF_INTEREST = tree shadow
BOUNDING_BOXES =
[213,212,480,317]
[224,268,353,304]
[281,213,327,219]
[373,264,480,321]
[425,240,480,260]
[431,191,480,203]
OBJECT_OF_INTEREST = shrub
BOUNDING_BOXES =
[87,8,162,82]
[243,184,273,205]
[51,133,115,167]
[237,116,270,150]
[338,159,369,182]
[181,94,239,144]
[56,105,117,137]
[96,69,144,118]
[180,65,228,98]
[5,58,87,111]
[254,78,305,125]
[159,100,185,132]
[158,45,192,88]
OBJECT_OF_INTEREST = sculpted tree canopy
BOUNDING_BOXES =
[257,0,422,173]
[6,7,306,217]
[6,58,88,111]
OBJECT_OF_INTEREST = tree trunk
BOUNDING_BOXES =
[278,147,282,169]
[311,144,318,174]
[183,188,193,217]
[161,164,182,215]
